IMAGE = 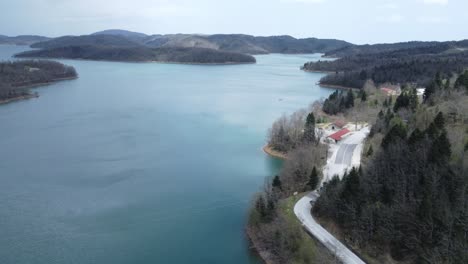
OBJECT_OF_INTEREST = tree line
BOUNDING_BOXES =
[249,104,336,263]
[303,43,468,89]
[0,60,77,101]
[15,45,257,64]
[313,72,468,263]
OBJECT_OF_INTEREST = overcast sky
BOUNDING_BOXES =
[1,0,466,44]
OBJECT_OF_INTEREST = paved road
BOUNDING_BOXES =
[294,192,366,264]
[295,126,370,263]
[335,144,357,165]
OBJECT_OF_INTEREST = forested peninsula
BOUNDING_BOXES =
[249,41,468,264]
[0,60,77,103]
[15,45,257,64]
[303,40,468,89]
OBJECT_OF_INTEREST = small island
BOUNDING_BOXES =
[0,60,77,104]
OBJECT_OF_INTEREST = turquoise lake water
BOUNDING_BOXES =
[0,45,332,264]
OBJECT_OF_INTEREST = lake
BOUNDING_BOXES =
[0,45,332,264]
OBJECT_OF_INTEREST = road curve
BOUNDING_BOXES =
[294,191,366,264]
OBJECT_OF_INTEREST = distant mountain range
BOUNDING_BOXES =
[7,29,468,65]
[12,29,352,64]
[29,30,352,55]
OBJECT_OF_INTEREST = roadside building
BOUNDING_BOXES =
[417,88,426,96]
[328,128,350,143]
[331,120,347,130]
[380,87,400,96]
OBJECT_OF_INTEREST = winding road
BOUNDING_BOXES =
[294,126,369,264]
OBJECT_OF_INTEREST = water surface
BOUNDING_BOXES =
[0,45,332,264]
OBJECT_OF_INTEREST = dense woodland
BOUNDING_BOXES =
[249,112,333,264]
[313,74,468,263]
[0,60,77,101]
[322,41,468,57]
[15,45,256,64]
[251,69,467,263]
[303,41,468,89]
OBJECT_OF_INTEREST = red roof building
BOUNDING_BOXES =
[333,120,347,129]
[328,128,350,141]
[380,87,399,96]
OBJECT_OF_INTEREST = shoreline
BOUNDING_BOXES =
[246,228,277,264]
[302,69,337,74]
[12,76,78,89]
[15,56,256,66]
[262,145,287,160]
[0,94,39,105]
[301,69,360,91]
[318,83,360,91]
[150,60,256,66]
[1,76,78,105]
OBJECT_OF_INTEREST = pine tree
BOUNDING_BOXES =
[435,72,443,87]
[307,167,319,191]
[341,167,361,200]
[424,82,436,102]
[409,88,418,110]
[408,128,424,146]
[272,175,282,190]
[367,145,374,156]
[455,70,468,91]
[429,130,451,164]
[360,90,367,101]
[426,122,439,139]
[434,112,445,130]
[382,123,407,148]
[255,196,267,220]
[377,110,384,119]
[303,112,316,143]
[345,90,355,108]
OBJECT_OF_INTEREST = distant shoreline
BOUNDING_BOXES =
[0,94,39,105]
[151,60,256,66]
[15,56,256,66]
[301,69,359,90]
[318,83,359,91]
[302,69,337,74]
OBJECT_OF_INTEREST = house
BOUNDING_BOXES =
[331,120,347,130]
[380,87,399,96]
[416,88,426,96]
[328,128,350,143]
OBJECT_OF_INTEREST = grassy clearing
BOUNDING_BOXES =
[278,194,317,264]
[279,194,340,264]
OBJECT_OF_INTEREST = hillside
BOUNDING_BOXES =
[303,41,468,89]
[31,35,141,49]
[92,29,148,39]
[15,45,256,64]
[250,65,468,263]
[323,40,468,57]
[313,73,468,263]
[39,31,353,55]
